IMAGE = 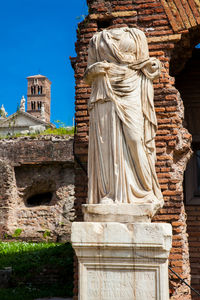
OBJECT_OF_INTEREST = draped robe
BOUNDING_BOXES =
[84,27,164,208]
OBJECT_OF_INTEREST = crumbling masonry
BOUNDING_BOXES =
[0,135,74,242]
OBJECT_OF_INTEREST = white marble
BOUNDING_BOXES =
[72,222,172,300]
[82,203,160,223]
[0,105,7,118]
[29,125,46,134]
[20,96,26,112]
[84,27,163,212]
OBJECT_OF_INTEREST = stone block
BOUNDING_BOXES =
[72,222,172,300]
[82,203,160,223]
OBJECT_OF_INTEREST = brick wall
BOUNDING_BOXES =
[72,0,200,299]
[175,49,200,300]
[186,206,200,299]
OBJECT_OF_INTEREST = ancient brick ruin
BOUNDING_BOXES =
[72,0,200,299]
[0,135,74,242]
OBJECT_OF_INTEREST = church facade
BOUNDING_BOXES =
[0,74,53,136]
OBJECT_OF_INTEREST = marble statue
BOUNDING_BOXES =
[0,104,7,118]
[84,27,164,209]
[20,96,25,112]
[73,28,172,300]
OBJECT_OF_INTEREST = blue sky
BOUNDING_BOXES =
[0,0,88,126]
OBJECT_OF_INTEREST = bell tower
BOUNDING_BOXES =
[26,74,51,123]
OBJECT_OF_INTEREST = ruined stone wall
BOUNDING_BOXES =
[0,135,73,164]
[0,136,74,242]
[72,0,200,299]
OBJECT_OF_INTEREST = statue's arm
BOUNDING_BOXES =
[141,58,162,81]
[84,39,110,85]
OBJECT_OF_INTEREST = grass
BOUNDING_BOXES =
[0,241,74,300]
[42,126,75,136]
[0,126,75,139]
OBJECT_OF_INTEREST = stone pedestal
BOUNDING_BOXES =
[82,203,160,223]
[71,222,172,300]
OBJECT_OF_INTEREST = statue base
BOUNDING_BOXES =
[71,222,172,300]
[82,203,160,223]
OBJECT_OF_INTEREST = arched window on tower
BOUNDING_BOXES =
[31,101,36,110]
[38,86,43,95]
[31,86,36,95]
[37,101,42,110]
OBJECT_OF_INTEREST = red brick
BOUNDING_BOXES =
[74,2,194,299]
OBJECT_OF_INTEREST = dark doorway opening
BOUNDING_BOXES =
[176,47,200,205]
[26,192,53,206]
